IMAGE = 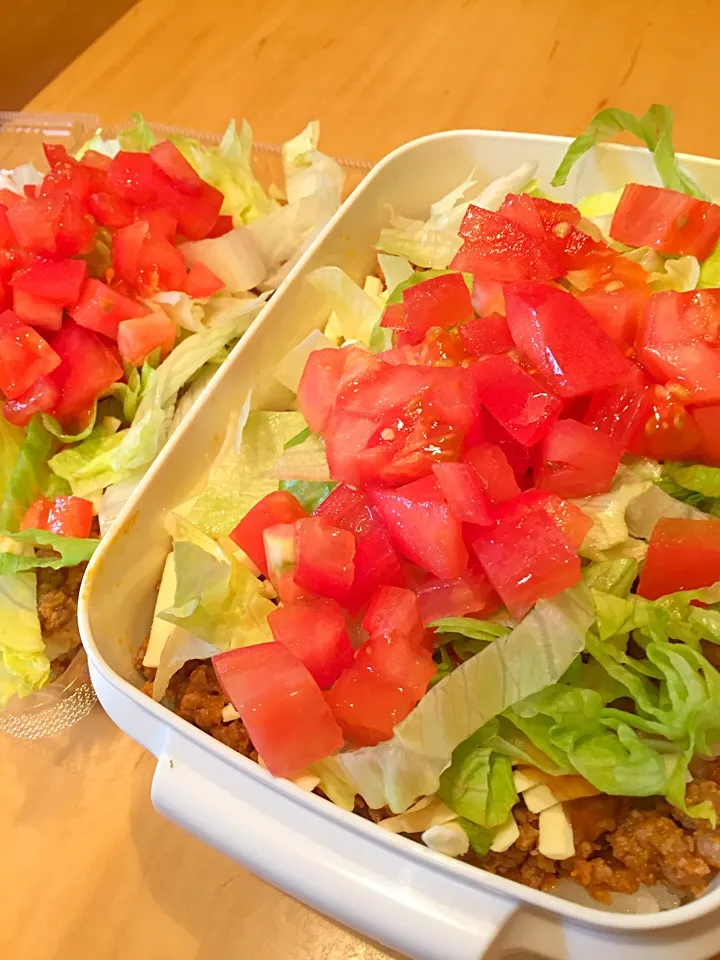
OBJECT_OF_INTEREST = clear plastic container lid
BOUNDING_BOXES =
[0,111,371,739]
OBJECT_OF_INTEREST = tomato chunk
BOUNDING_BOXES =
[637,518,720,600]
[325,659,416,747]
[149,141,205,195]
[3,375,59,427]
[504,281,632,398]
[464,443,521,503]
[610,183,720,260]
[496,489,592,551]
[632,388,702,463]
[369,485,468,579]
[0,309,61,400]
[87,191,134,230]
[213,643,344,776]
[416,565,501,624]
[362,585,424,647]
[20,497,51,531]
[268,598,354,689]
[297,347,347,433]
[583,364,651,451]
[46,496,94,538]
[117,312,176,366]
[355,632,436,700]
[399,272,473,345]
[70,278,150,339]
[229,491,307,575]
[48,321,123,423]
[12,289,63,331]
[473,354,562,447]
[11,257,86,306]
[293,517,356,603]
[458,313,514,357]
[576,286,649,350]
[694,405,720,466]
[183,261,225,298]
[433,461,494,525]
[535,418,623,498]
[472,501,581,620]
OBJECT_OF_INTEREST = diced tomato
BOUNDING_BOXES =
[610,183,720,260]
[451,206,563,283]
[6,197,58,256]
[293,517,355,603]
[535,418,623,498]
[183,261,225,298]
[296,347,347,433]
[0,309,61,400]
[473,354,562,447]
[471,278,505,316]
[381,327,471,367]
[213,643,344,776]
[433,461,494,525]
[478,410,534,481]
[20,497,51,531]
[268,598,354,689]
[79,149,112,181]
[112,221,148,285]
[632,387,702,462]
[325,658,416,747]
[498,193,546,237]
[472,501,581,619]
[11,257,86,306]
[355,632,436,700]
[53,192,95,258]
[416,564,501,624]
[3,375,59,426]
[42,144,92,198]
[457,313,514,357]
[583,364,651,450]
[0,204,15,250]
[497,489,592,551]
[362,585,424,647]
[106,152,160,204]
[48,321,123,422]
[113,218,187,296]
[369,485,468,579]
[70,278,149,340]
[12,289,63,331]
[87,191,134,230]
[638,518,720,600]
[576,286,649,351]
[398,474,445,502]
[636,291,720,403]
[46,496,94,538]
[133,205,178,242]
[207,215,234,238]
[397,273,473,345]
[229,491,307,575]
[149,141,204,195]
[504,281,633,398]
[380,302,407,332]
[117,312,176,366]
[313,483,403,612]
[532,197,582,230]
[464,443,521,503]
[694,405,720,466]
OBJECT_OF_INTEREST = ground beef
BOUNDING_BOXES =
[36,561,86,678]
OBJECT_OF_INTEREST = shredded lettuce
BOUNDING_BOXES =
[275,330,337,394]
[307,267,381,346]
[0,417,58,532]
[572,465,654,558]
[377,254,413,293]
[552,103,709,200]
[0,572,50,707]
[0,530,98,574]
[577,189,624,220]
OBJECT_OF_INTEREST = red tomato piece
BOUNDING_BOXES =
[183,261,225,298]
[631,387,703,463]
[496,489,592,551]
[48,321,123,422]
[20,497,51,531]
[369,485,468,579]
[3,375,59,427]
[268,598,354,689]
[694,405,720,466]
[583,364,651,450]
[398,273,473,345]
[610,183,720,260]
[11,257,86,306]
[213,643,344,776]
[464,443,521,503]
[46,496,94,538]
[473,354,562,447]
[472,502,581,620]
[637,518,720,600]
[433,461,494,525]
[117,312,176,366]
[133,205,178,242]
[149,141,204,195]
[41,144,92,198]
[498,193,546,237]
[293,517,356,603]
[70,278,150,340]
[379,302,407,332]
[6,198,58,256]
[313,483,403,613]
[0,204,15,250]
[296,347,347,434]
[504,281,633,398]
[112,221,148,285]
[229,491,307,575]
[106,152,160,204]
[325,659,416,747]
[0,309,61,400]
[207,215,234,238]
[458,313,514,357]
[532,197,582,230]
[12,289,63,331]
[451,206,563,282]
[53,192,96,258]
[355,632,436,701]
[397,474,445,502]
[173,181,225,242]
[362,585,424,647]
[416,565,501,624]
[535,418,623,498]
[576,286,649,350]
[87,191,134,230]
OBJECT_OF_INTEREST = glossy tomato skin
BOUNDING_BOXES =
[457,313,514,357]
[399,272,473,345]
[433,461,494,525]
[12,288,63,331]
[416,564,501,624]
[293,517,356,604]
[229,491,307,575]
[20,497,51,531]
[693,405,720,466]
[464,443,521,503]
[504,281,633,398]
[472,498,581,620]
[610,183,720,260]
[472,354,562,447]
[496,488,592,551]
[267,598,354,689]
[183,261,225,298]
[577,286,649,350]
[87,191,135,230]
[11,257,86,306]
[70,278,150,339]
[48,321,123,424]
[46,496,94,538]
[3,375,59,426]
[355,632,436,701]
[313,483,403,612]
[117,312,176,366]
[149,141,204,195]
[213,643,344,777]
[361,585,424,647]
[535,418,624,498]
[369,485,468,580]
[637,518,720,599]
[583,364,652,451]
[631,387,703,463]
[325,660,416,747]
[0,309,61,400]
[296,347,348,433]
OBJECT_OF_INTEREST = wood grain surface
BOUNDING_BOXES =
[4,2,720,958]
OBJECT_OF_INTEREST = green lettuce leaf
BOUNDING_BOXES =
[0,416,57,532]
[118,112,157,152]
[278,479,337,513]
[583,557,638,597]
[571,464,654,557]
[699,242,720,289]
[0,529,98,574]
[430,618,511,641]
[0,411,25,510]
[552,104,708,200]
[0,571,50,707]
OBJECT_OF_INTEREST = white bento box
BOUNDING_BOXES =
[79,130,720,960]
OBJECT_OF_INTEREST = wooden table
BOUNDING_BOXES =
[5,2,720,958]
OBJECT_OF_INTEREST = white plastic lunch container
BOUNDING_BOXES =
[79,129,720,960]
